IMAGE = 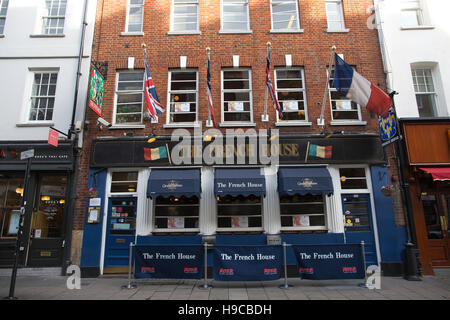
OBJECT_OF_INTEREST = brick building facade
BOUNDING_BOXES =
[74,0,408,277]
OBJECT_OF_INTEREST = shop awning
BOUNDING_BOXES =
[147,169,201,198]
[420,167,450,181]
[214,168,266,197]
[278,167,333,196]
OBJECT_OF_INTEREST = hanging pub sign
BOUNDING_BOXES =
[213,245,282,281]
[292,244,365,280]
[88,66,105,117]
[134,245,204,279]
[378,111,399,147]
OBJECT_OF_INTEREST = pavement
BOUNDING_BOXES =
[0,268,449,301]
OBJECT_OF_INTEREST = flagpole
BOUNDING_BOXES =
[142,43,158,125]
[304,141,310,163]
[318,46,336,127]
[262,42,271,122]
[206,47,213,127]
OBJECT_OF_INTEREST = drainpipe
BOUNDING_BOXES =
[62,0,89,276]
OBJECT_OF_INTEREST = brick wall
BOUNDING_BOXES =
[73,0,405,231]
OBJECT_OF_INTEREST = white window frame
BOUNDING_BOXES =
[216,195,264,232]
[328,66,364,124]
[0,0,9,36]
[270,0,302,33]
[279,193,328,232]
[274,67,309,124]
[325,0,348,32]
[411,67,438,117]
[113,71,145,127]
[41,0,67,35]
[166,69,199,126]
[152,195,200,233]
[28,70,59,122]
[109,170,140,194]
[221,68,254,126]
[400,0,423,28]
[125,0,145,33]
[170,0,200,34]
[220,0,251,33]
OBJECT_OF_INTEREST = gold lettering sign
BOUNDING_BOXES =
[40,251,51,257]
[116,239,126,243]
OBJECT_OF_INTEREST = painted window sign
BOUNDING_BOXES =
[89,66,105,117]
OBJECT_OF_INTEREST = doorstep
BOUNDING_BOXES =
[0,267,61,276]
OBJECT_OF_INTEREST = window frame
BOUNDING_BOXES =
[152,195,200,233]
[113,71,145,126]
[279,193,328,232]
[220,0,251,33]
[41,0,67,35]
[270,0,301,32]
[125,0,145,33]
[325,0,347,32]
[400,0,424,28]
[0,0,9,36]
[411,67,438,117]
[216,195,264,232]
[170,0,200,34]
[328,66,363,123]
[274,67,309,124]
[166,69,199,125]
[221,68,254,125]
[28,70,59,122]
[109,171,139,194]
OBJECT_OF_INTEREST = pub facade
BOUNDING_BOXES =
[76,0,408,277]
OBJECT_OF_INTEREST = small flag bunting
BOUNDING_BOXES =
[308,144,332,159]
[144,146,168,161]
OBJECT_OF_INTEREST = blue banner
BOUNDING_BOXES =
[134,245,203,279]
[213,245,282,281]
[292,244,365,280]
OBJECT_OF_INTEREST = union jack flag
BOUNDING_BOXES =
[206,55,216,127]
[144,49,165,121]
[266,56,283,119]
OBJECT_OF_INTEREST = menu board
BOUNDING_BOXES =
[110,199,136,235]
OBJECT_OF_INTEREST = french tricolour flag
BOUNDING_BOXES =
[333,54,391,118]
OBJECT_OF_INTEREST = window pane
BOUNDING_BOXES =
[154,196,199,230]
[280,194,326,229]
[111,171,138,192]
[32,175,67,238]
[417,94,437,117]
[223,2,248,30]
[272,1,299,29]
[168,71,197,123]
[339,168,367,189]
[276,69,306,121]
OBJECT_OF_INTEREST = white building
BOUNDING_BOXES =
[0,0,97,142]
[374,0,450,118]
[0,0,97,272]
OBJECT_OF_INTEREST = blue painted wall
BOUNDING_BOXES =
[370,166,407,263]
[80,169,107,268]
[81,166,407,272]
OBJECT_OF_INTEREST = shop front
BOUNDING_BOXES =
[0,142,75,270]
[80,134,407,277]
[401,119,450,274]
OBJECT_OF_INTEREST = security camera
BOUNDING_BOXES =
[97,117,111,128]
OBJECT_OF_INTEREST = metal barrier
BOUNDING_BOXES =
[122,242,136,289]
[121,241,370,290]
